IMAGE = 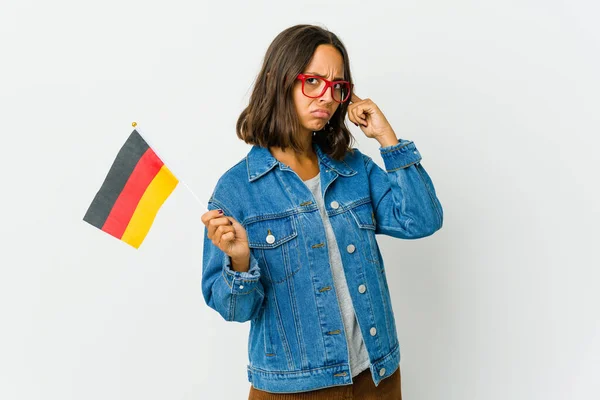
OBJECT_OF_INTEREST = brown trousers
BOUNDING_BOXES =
[248,366,402,400]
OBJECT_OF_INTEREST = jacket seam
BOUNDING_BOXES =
[380,141,412,154]
[385,160,419,172]
[415,163,443,226]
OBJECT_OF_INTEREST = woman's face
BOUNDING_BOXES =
[293,44,345,137]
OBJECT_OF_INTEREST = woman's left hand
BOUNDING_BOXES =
[348,93,398,146]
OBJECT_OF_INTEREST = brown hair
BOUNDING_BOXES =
[236,24,355,160]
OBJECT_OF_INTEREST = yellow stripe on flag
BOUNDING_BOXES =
[121,165,178,248]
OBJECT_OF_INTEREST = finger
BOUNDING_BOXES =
[214,225,225,247]
[350,108,360,127]
[224,216,237,229]
[201,209,224,225]
[218,231,236,251]
[213,225,233,245]
[351,92,362,103]
[216,229,235,249]
[225,216,246,240]
[351,104,368,126]
[214,224,234,240]
[358,101,374,125]
[207,216,233,239]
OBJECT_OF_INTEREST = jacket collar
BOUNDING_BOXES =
[246,142,356,182]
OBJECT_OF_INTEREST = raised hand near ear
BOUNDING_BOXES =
[348,93,399,147]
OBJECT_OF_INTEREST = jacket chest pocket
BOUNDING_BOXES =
[348,201,381,267]
[245,214,301,284]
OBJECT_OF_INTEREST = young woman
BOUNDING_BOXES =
[201,24,443,399]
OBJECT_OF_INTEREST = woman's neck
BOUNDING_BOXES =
[269,132,317,165]
[269,144,317,166]
[269,137,320,181]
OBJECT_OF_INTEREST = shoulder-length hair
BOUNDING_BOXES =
[236,24,355,161]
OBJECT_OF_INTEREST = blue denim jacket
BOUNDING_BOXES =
[201,138,443,393]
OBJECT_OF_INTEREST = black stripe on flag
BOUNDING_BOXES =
[83,130,150,229]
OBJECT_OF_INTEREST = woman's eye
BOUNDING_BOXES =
[306,78,319,85]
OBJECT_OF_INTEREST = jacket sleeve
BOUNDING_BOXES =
[364,138,444,239]
[201,200,265,323]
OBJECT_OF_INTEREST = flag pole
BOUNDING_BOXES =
[131,122,208,212]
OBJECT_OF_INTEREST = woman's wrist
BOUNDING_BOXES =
[230,252,250,272]
[375,130,399,148]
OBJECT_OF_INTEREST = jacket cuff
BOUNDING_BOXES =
[379,139,422,172]
[222,253,262,295]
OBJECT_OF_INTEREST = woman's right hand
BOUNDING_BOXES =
[201,209,251,272]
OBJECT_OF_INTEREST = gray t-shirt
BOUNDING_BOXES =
[303,173,371,377]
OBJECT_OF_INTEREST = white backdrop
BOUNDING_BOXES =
[1,1,599,399]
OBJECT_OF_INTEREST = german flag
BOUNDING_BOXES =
[83,129,178,248]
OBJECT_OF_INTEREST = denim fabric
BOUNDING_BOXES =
[248,364,402,399]
[201,138,443,394]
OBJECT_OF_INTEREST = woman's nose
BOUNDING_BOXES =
[319,88,334,103]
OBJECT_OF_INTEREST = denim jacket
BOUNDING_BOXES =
[201,138,443,393]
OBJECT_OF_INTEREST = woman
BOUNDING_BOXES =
[201,24,443,399]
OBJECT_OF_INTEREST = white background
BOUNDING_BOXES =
[1,1,599,399]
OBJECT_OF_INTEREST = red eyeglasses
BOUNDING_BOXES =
[296,74,353,103]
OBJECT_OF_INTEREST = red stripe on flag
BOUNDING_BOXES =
[101,148,164,239]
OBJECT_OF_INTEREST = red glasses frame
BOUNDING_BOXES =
[296,74,353,103]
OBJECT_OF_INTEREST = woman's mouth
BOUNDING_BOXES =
[311,110,330,118]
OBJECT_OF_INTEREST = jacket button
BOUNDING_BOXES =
[379,368,386,376]
[346,244,355,253]
[370,327,377,336]
[330,201,340,209]
[266,234,275,244]
[358,284,366,293]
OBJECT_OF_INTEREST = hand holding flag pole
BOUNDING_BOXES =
[83,122,207,249]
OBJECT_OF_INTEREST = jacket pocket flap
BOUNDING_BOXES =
[246,215,298,249]
[349,202,376,230]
